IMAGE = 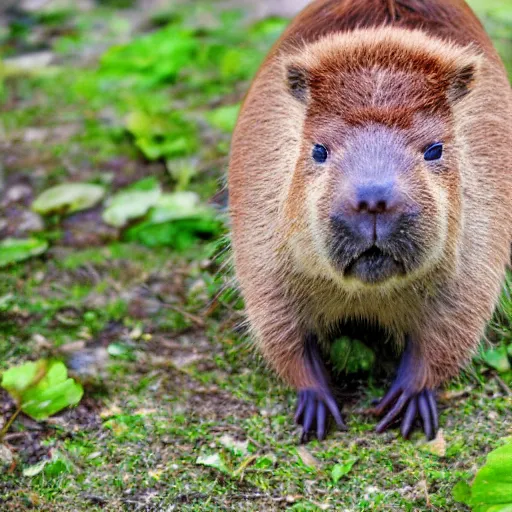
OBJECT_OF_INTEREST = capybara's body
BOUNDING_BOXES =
[228,0,512,440]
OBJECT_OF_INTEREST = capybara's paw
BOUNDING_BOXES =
[374,385,438,440]
[295,388,347,443]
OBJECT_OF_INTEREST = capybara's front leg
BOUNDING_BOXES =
[294,334,347,442]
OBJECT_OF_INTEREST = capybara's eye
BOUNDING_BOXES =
[424,143,443,161]
[312,144,329,163]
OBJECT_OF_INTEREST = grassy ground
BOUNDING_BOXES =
[1,1,512,510]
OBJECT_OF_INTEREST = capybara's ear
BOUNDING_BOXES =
[286,64,310,103]
[447,57,480,103]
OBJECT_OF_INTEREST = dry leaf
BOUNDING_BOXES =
[422,429,446,457]
[297,446,321,469]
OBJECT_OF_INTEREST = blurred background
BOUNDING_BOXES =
[1,1,512,511]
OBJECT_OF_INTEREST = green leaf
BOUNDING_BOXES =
[331,458,358,483]
[1,360,46,399]
[166,159,198,191]
[22,459,48,477]
[100,26,199,87]
[453,481,472,505]
[148,192,212,223]
[107,342,136,361]
[0,238,48,268]
[125,111,198,160]
[331,337,376,374]
[102,178,162,228]
[1,360,84,421]
[482,346,511,373]
[125,217,221,249]
[455,441,512,511]
[124,192,221,249]
[471,443,512,511]
[32,183,105,215]
[206,104,240,133]
[196,453,229,474]
[43,450,75,477]
[253,454,276,469]
[22,449,74,477]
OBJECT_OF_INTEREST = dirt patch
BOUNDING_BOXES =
[187,387,258,421]
[61,209,120,248]
[2,390,103,467]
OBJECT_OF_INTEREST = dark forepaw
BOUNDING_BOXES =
[295,334,347,442]
[374,385,438,440]
[295,388,347,442]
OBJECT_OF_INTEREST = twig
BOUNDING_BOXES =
[0,404,22,443]
[495,374,512,396]
[158,299,205,327]
[3,432,28,441]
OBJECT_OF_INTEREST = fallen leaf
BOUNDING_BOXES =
[102,178,161,228]
[0,238,48,268]
[2,360,84,421]
[23,459,48,477]
[482,345,511,373]
[196,453,229,474]
[297,446,321,469]
[134,408,157,416]
[331,458,358,483]
[219,434,249,455]
[33,183,105,215]
[23,450,75,478]
[253,453,276,469]
[422,429,447,457]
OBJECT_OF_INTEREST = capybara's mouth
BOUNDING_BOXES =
[344,246,406,284]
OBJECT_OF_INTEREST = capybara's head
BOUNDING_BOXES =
[282,29,481,287]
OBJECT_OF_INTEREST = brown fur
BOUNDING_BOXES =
[280,0,495,53]
[229,0,512,393]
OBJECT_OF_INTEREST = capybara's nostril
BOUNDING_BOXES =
[376,200,387,213]
[354,183,396,214]
[358,200,369,212]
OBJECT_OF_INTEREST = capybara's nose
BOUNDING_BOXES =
[331,182,404,243]
[352,182,397,214]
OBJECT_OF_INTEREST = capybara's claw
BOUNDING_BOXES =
[295,388,347,442]
[375,388,438,440]
[374,356,439,443]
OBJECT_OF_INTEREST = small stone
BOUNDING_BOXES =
[16,210,44,233]
[5,51,54,70]
[32,333,50,348]
[0,445,14,468]
[23,128,48,143]
[3,184,32,205]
